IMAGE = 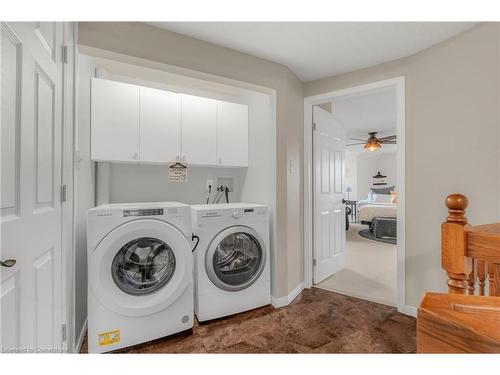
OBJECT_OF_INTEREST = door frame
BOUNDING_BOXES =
[61,22,77,352]
[303,76,406,314]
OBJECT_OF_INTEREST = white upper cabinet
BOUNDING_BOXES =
[140,87,181,163]
[216,101,248,167]
[91,78,140,162]
[91,78,249,167]
[181,94,217,165]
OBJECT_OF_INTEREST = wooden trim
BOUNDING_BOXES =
[417,292,500,353]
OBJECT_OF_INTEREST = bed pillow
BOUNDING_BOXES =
[372,193,395,204]
[371,186,395,195]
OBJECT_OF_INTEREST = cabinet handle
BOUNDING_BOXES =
[1,259,16,268]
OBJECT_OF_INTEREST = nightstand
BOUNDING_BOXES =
[344,200,358,223]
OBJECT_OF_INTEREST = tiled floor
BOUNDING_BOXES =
[81,288,416,353]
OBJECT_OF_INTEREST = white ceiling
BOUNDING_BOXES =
[333,86,396,139]
[330,86,397,153]
[149,22,477,81]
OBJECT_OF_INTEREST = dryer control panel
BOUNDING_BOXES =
[123,208,164,217]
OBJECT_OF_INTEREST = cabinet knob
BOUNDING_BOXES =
[133,152,139,160]
[218,157,222,164]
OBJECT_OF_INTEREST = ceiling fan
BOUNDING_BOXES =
[347,131,396,151]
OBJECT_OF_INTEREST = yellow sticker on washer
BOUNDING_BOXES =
[98,330,120,346]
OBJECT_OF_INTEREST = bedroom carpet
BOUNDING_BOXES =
[315,223,397,307]
[80,288,415,353]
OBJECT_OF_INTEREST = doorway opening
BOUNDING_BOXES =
[303,77,406,313]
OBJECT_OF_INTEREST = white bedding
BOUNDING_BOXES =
[359,203,397,222]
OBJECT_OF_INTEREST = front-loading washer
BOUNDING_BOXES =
[87,202,193,353]
[191,203,270,322]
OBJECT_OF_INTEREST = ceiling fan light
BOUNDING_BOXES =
[364,141,381,151]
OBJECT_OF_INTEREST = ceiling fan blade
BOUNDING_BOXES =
[349,138,368,142]
[378,135,397,141]
[380,140,396,144]
[346,143,366,146]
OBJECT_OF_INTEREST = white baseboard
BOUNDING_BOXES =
[404,305,418,317]
[76,318,88,354]
[271,282,305,308]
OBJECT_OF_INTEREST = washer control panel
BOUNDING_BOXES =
[123,208,164,217]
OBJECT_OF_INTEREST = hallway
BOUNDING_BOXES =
[315,223,397,307]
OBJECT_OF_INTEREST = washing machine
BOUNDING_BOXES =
[87,202,194,353]
[191,203,270,322]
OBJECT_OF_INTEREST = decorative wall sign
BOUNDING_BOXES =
[372,171,387,186]
[168,162,188,183]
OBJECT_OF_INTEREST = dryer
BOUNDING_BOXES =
[191,203,270,322]
[87,202,193,353]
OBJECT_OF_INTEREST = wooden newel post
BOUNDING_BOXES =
[441,194,472,294]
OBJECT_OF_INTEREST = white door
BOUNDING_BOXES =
[1,22,64,352]
[181,94,217,165]
[140,87,181,163]
[91,77,140,162]
[216,101,248,167]
[313,106,346,284]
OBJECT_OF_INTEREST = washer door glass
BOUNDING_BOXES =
[111,237,176,296]
[212,232,263,289]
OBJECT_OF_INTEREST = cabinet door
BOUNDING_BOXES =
[181,94,217,165]
[216,101,248,167]
[140,87,181,163]
[91,78,140,162]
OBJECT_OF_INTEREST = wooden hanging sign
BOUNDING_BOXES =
[168,162,188,183]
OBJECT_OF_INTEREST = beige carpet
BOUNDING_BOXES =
[315,223,397,307]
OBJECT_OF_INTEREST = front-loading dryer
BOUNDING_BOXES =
[87,202,193,353]
[191,203,270,322]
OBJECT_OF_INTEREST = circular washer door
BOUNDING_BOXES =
[205,225,266,292]
[89,219,192,316]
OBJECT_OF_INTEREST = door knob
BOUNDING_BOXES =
[1,259,16,268]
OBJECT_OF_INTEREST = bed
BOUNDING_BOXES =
[358,198,397,223]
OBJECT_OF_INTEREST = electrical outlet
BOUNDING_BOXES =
[217,177,234,192]
[206,179,214,191]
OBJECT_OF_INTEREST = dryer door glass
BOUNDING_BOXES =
[212,232,264,290]
[111,237,176,296]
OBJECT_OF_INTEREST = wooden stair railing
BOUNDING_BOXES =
[417,194,500,353]
[441,194,500,296]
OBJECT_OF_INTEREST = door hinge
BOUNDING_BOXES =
[60,184,67,203]
[61,45,68,64]
[313,259,317,266]
[313,122,316,131]
[61,324,67,342]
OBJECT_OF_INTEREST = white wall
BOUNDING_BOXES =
[344,150,359,200]
[357,151,397,199]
